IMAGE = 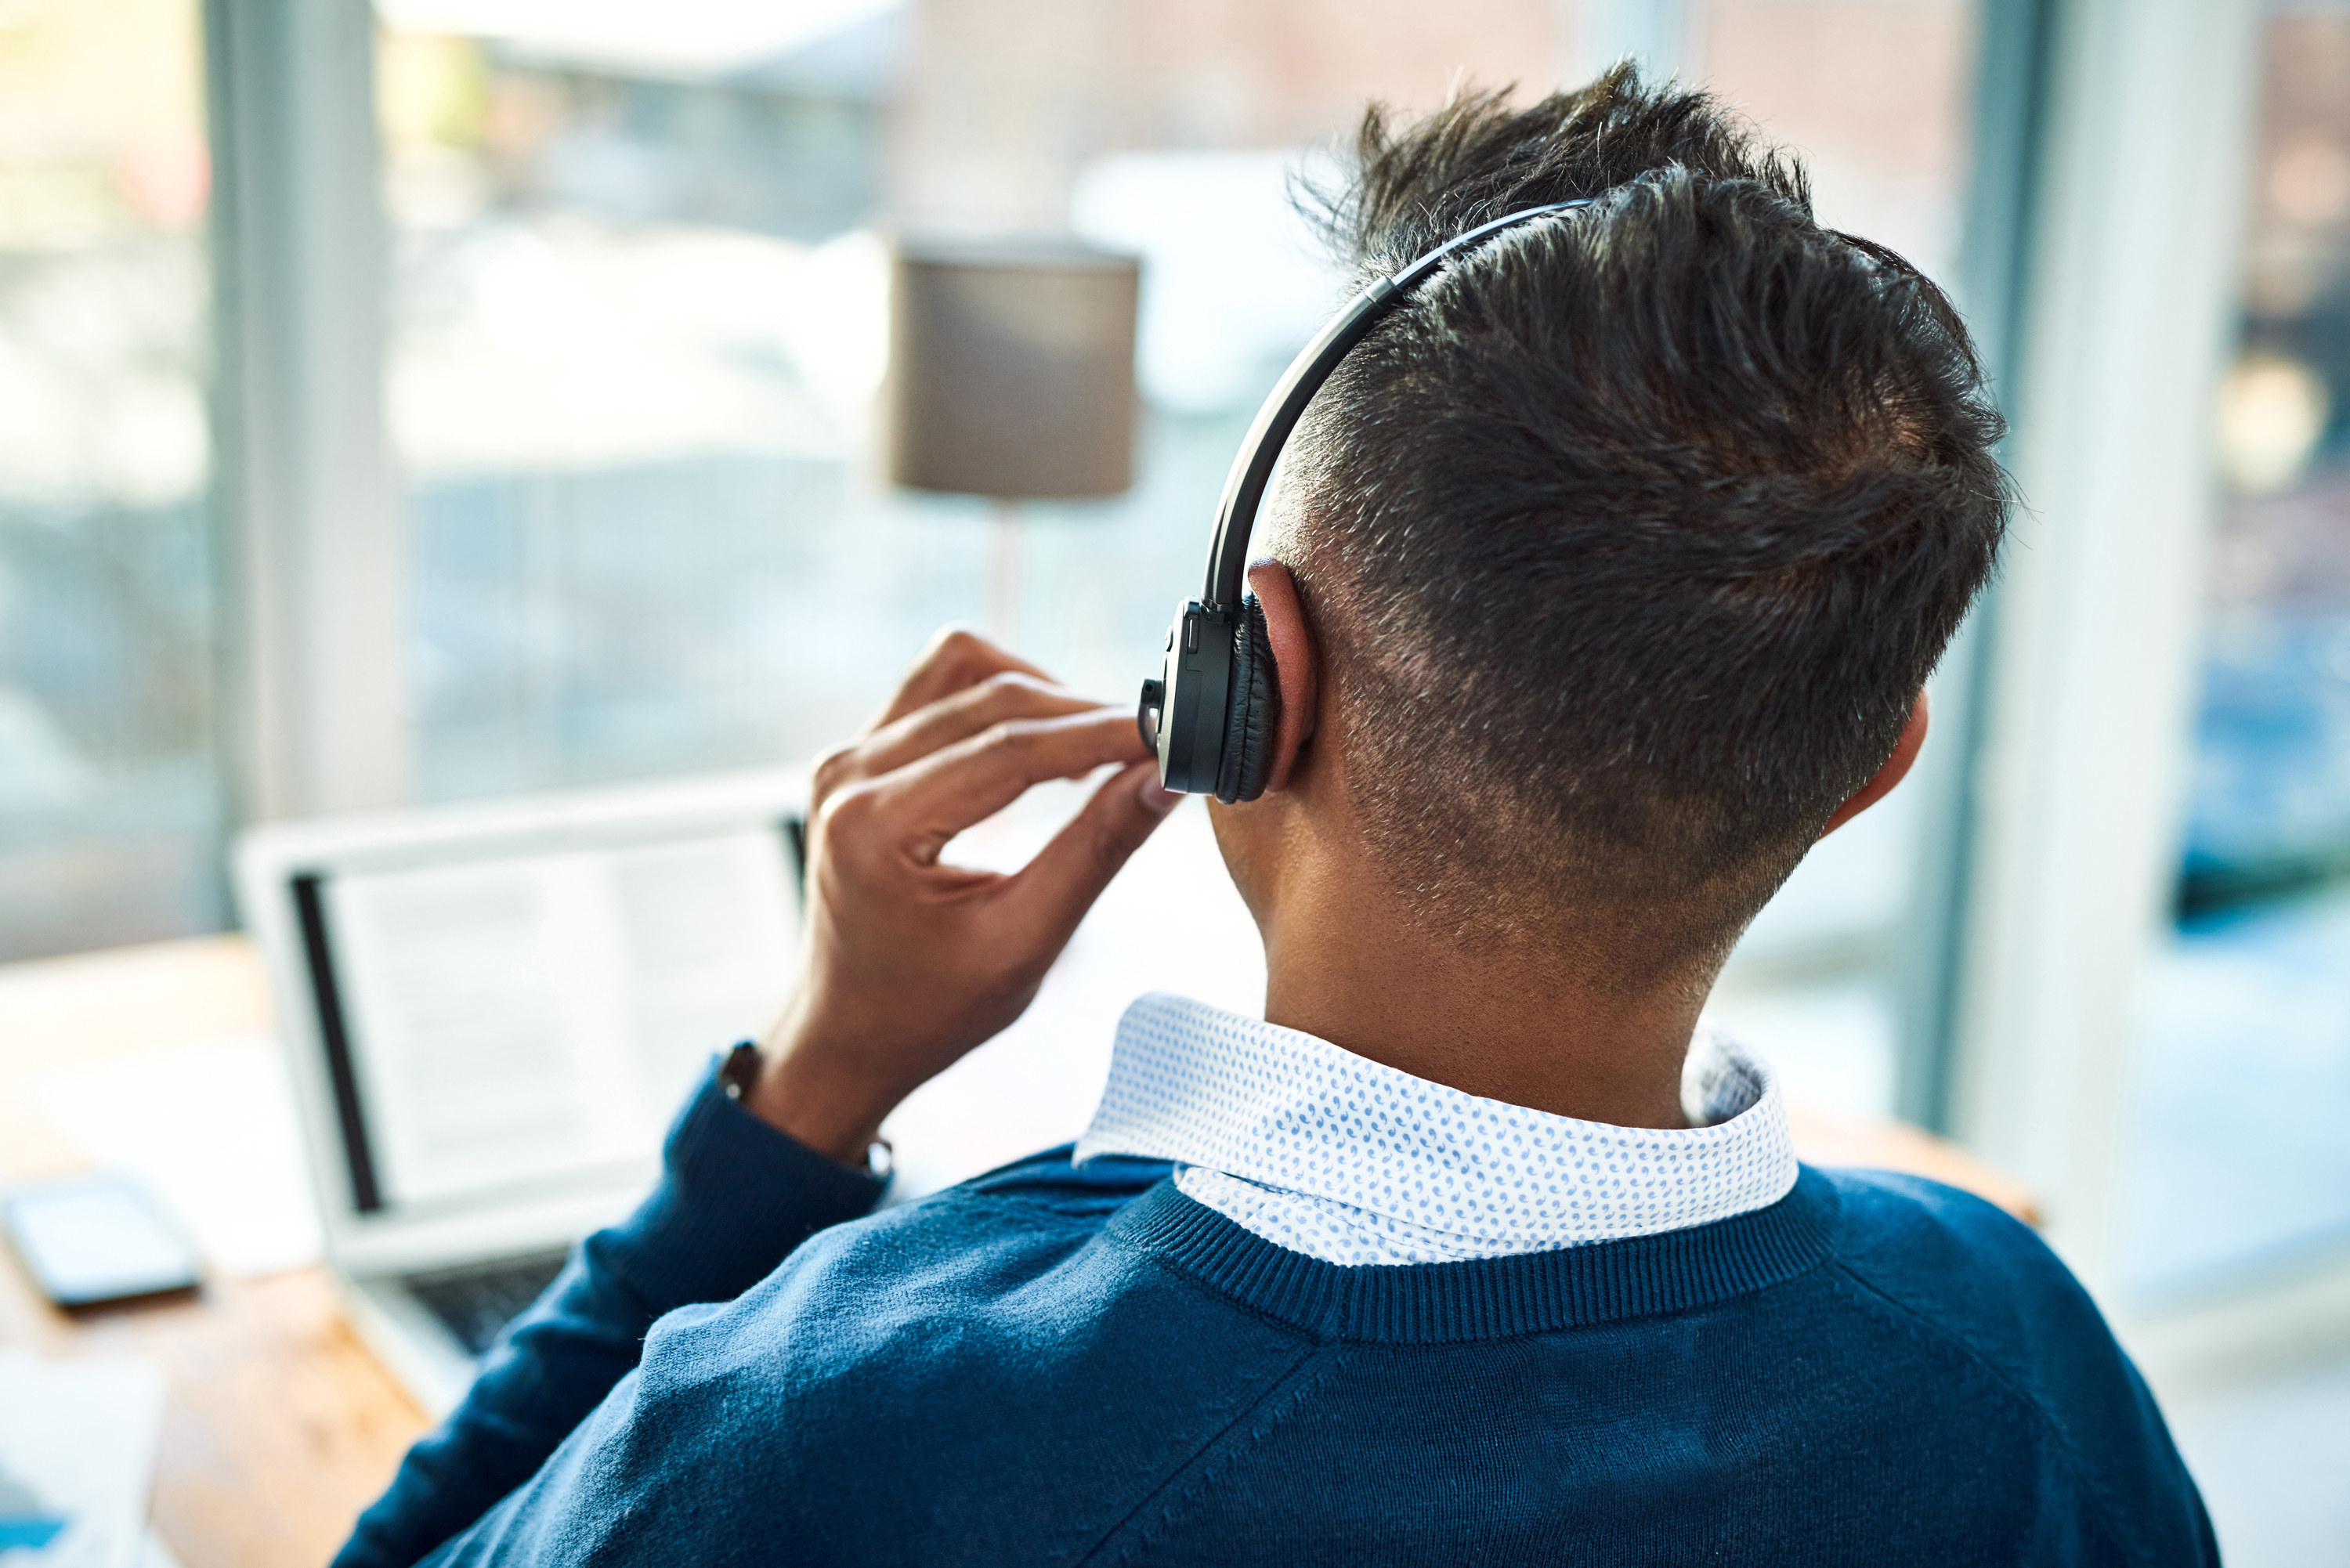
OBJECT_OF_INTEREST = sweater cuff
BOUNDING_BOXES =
[595,1054,889,1317]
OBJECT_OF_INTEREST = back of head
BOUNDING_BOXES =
[1276,66,2008,982]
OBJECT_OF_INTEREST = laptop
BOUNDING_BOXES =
[234,768,809,1416]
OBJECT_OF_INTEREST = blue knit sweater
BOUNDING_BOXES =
[337,1067,2214,1566]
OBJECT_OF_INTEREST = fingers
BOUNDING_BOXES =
[837,706,1152,865]
[1011,762,1184,942]
[869,627,1054,733]
[854,673,1104,785]
[813,671,1112,815]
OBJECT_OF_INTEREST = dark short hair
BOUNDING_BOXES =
[1275,67,2008,976]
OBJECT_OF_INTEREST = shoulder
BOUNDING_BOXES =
[1815,1167,2106,1371]
[1815,1168,2214,1565]
[532,1147,1315,1563]
[1820,1167,2070,1308]
[676,1143,1181,1369]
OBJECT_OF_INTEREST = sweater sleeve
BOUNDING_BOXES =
[332,1058,888,1568]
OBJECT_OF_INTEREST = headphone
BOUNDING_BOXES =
[1136,199,1593,801]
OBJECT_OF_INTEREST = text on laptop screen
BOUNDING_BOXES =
[313,827,799,1212]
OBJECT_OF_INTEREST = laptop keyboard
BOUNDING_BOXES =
[403,1250,571,1357]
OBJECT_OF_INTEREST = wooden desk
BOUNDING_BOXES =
[1,935,2037,1567]
[0,937,428,1568]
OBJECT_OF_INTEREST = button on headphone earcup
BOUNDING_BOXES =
[1217,595,1281,804]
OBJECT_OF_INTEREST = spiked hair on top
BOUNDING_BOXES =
[1271,66,2008,976]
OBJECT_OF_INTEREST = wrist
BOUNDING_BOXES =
[734,1034,896,1169]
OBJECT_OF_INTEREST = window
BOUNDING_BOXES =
[2121,7,2350,1302]
[0,0,221,959]
[372,3,1586,801]
[0,0,1990,1103]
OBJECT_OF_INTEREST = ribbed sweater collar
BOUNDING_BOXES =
[1104,1166,1842,1343]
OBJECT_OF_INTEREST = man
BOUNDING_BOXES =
[339,68,2214,1566]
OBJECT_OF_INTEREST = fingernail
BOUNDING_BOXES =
[1137,773,1183,815]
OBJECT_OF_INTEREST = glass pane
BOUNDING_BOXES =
[1687,0,1982,1120]
[2122,9,2350,1300]
[0,0,222,959]
[376,4,1587,801]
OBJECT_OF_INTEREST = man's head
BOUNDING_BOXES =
[1220,67,2008,988]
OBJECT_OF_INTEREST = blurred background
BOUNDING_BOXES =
[0,0,2344,1562]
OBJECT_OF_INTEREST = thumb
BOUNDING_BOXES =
[1010,761,1183,944]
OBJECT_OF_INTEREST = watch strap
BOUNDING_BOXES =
[715,1041,893,1180]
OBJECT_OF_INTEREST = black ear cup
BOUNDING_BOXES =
[1216,595,1282,804]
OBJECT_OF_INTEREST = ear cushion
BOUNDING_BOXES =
[1217,594,1282,804]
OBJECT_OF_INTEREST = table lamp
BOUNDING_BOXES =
[884,235,1142,640]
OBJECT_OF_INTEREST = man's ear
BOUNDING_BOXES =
[1247,558,1319,794]
[1820,691,1929,840]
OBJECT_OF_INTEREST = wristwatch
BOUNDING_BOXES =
[718,1039,764,1102]
[718,1042,895,1180]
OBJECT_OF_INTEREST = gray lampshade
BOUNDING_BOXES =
[884,236,1141,499]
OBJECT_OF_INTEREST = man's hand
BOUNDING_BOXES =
[746,629,1183,1164]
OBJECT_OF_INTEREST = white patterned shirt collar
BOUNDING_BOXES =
[1074,991,1799,1267]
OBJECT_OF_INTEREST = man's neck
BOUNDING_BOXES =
[1252,856,1708,1134]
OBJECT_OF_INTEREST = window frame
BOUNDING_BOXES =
[206,0,411,824]
[1938,0,2350,1377]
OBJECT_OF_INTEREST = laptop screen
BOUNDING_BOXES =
[291,825,801,1216]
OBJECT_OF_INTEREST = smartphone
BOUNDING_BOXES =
[2,1177,201,1306]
